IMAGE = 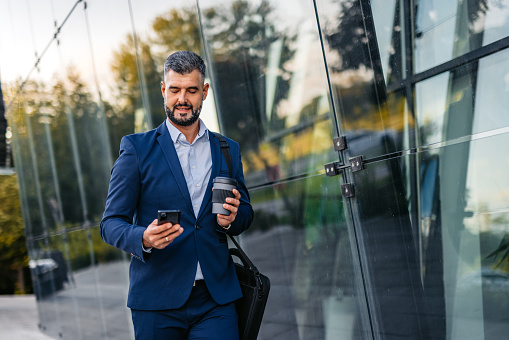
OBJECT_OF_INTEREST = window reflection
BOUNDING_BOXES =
[415,0,509,73]
[248,175,369,339]
[415,73,449,147]
[2,0,509,339]
[200,0,336,185]
[473,49,509,133]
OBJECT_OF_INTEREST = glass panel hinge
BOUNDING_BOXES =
[350,156,364,172]
[333,136,347,151]
[325,162,342,176]
[341,183,355,197]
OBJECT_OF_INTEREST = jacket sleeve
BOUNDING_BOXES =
[100,136,148,262]
[221,142,254,236]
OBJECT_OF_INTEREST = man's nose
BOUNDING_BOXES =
[178,90,187,104]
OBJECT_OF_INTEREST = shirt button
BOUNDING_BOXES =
[196,184,200,187]
[192,166,196,169]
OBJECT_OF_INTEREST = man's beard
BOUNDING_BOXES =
[165,102,202,127]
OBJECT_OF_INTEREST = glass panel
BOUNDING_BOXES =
[51,229,106,339]
[9,95,44,237]
[315,0,412,158]
[245,174,371,339]
[414,0,509,73]
[424,132,509,339]
[90,226,133,339]
[55,6,112,224]
[0,1,51,84]
[347,155,425,338]
[414,0,458,72]
[347,130,509,338]
[199,0,337,186]
[30,237,64,337]
[473,49,509,133]
[415,72,449,147]
[416,50,509,149]
[9,82,61,236]
[370,0,398,82]
[461,134,509,339]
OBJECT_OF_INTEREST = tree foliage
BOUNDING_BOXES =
[151,8,202,55]
[0,174,30,294]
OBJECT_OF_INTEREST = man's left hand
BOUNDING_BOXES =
[217,189,241,228]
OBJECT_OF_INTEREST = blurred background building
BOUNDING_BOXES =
[1,0,509,339]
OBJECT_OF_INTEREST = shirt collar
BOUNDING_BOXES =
[166,118,209,144]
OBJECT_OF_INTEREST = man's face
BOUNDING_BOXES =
[161,69,209,127]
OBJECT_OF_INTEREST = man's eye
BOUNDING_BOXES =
[188,90,197,94]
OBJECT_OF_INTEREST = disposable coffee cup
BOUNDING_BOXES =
[212,177,237,215]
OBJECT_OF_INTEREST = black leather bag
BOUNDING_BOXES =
[229,235,270,340]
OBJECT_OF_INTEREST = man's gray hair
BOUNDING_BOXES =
[164,51,206,80]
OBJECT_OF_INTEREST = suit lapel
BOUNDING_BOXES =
[155,123,194,216]
[197,133,222,221]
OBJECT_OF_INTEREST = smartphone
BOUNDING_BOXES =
[157,210,181,225]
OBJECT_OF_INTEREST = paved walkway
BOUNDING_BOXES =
[0,295,54,339]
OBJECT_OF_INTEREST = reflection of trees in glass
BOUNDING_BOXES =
[53,69,110,223]
[109,7,203,140]
[202,0,294,155]
[110,34,163,132]
[323,0,374,71]
[151,8,202,54]
[0,174,31,294]
[10,70,111,225]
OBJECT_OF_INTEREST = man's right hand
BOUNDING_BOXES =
[142,219,183,249]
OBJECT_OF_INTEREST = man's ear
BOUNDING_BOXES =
[160,81,166,97]
[203,83,210,100]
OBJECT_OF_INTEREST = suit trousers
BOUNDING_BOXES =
[131,283,239,340]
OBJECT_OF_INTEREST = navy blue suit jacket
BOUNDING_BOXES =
[101,122,254,310]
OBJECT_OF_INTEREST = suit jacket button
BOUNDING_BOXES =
[195,225,201,230]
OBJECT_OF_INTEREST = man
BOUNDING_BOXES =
[101,51,253,339]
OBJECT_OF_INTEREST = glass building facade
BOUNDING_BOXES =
[1,0,509,338]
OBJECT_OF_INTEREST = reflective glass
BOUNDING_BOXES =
[346,131,509,338]
[9,81,62,236]
[90,226,133,339]
[55,5,112,225]
[371,0,399,82]
[347,156,425,338]
[51,229,106,339]
[199,0,337,186]
[423,133,509,339]
[3,0,509,339]
[415,0,509,73]
[315,0,413,158]
[30,237,64,337]
[0,1,50,84]
[245,174,371,339]
[416,50,509,149]
[473,49,509,133]
[9,95,44,237]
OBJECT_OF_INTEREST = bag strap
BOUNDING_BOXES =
[211,132,260,274]
[212,132,233,178]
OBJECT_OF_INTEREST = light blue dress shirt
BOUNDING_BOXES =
[166,118,212,281]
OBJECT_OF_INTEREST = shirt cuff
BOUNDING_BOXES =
[142,244,153,253]
[216,218,231,230]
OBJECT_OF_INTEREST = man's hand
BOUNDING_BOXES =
[143,219,183,249]
[217,189,241,229]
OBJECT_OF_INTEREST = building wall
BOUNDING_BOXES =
[1,0,509,339]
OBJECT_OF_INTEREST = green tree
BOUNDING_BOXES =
[151,8,202,55]
[201,0,294,151]
[0,174,31,294]
[110,33,164,135]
